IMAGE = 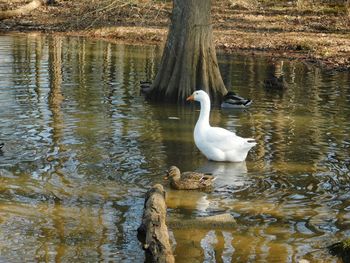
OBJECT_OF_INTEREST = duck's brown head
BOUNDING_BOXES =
[165,166,181,180]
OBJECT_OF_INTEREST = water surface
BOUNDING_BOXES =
[0,33,349,262]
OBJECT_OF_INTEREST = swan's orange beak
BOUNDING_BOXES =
[186,95,194,101]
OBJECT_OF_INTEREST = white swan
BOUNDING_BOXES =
[186,90,256,162]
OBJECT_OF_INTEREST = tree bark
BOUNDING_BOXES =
[149,0,227,103]
[137,184,174,263]
[0,0,50,20]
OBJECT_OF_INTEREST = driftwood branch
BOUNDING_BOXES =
[0,0,52,20]
[137,184,174,263]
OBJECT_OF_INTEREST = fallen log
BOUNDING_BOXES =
[137,184,174,263]
[0,0,52,20]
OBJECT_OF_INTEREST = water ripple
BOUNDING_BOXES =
[0,34,349,262]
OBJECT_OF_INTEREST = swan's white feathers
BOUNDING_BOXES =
[188,90,256,162]
[204,127,256,152]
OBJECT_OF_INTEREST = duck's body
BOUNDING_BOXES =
[221,91,252,109]
[187,90,256,162]
[140,80,152,95]
[166,166,215,190]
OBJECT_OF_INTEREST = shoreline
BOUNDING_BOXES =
[0,1,349,71]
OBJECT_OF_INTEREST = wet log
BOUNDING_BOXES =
[0,0,52,20]
[137,184,174,263]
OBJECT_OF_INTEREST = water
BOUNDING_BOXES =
[0,33,349,262]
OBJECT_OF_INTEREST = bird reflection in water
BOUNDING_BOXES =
[166,161,248,262]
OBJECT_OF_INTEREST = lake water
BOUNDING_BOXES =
[0,33,349,262]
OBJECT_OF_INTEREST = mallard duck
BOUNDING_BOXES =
[165,166,215,190]
[187,90,256,162]
[140,80,152,95]
[221,91,252,109]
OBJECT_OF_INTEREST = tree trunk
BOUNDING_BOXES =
[0,0,51,20]
[149,0,227,103]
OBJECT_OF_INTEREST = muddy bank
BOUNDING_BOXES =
[0,0,349,71]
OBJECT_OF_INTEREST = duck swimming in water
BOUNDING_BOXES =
[221,91,252,109]
[140,80,152,95]
[165,166,215,190]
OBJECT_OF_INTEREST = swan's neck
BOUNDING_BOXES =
[196,96,211,129]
